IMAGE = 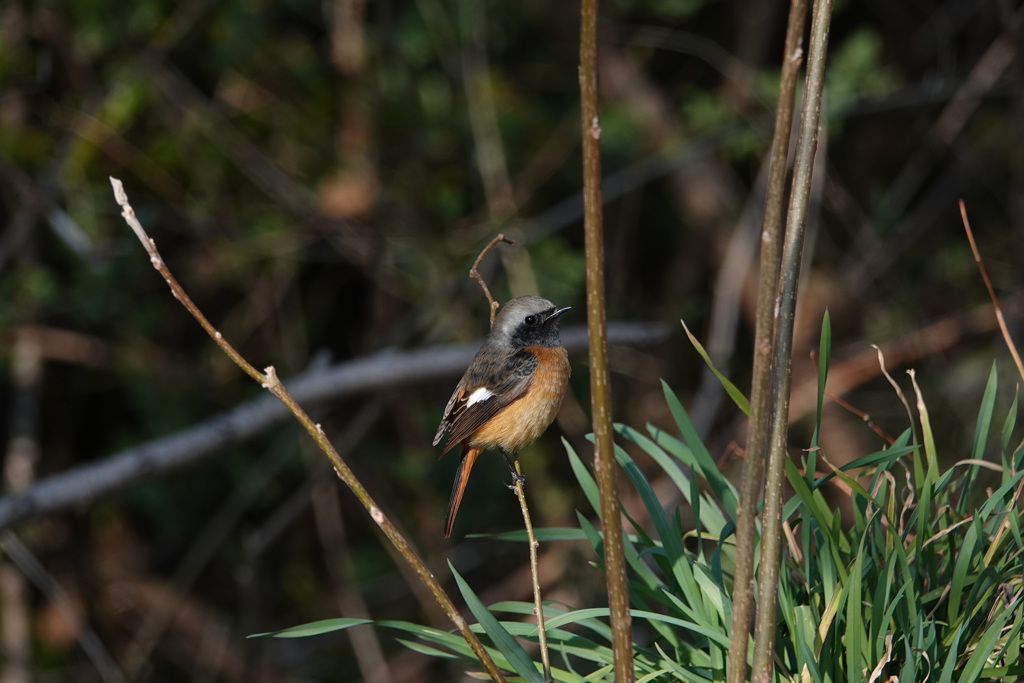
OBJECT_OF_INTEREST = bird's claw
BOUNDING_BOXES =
[506,473,526,490]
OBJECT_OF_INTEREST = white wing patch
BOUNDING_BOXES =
[465,387,494,407]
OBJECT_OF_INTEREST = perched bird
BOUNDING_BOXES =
[433,296,571,537]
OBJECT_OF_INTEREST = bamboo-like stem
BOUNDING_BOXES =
[726,1,807,681]
[468,237,551,681]
[109,178,506,683]
[579,1,633,680]
[750,0,833,679]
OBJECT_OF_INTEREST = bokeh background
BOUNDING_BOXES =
[1,0,1022,680]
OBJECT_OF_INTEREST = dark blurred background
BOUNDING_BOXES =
[0,0,1022,680]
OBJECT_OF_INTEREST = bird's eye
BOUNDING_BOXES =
[524,314,538,326]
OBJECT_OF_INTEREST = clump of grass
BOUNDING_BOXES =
[261,314,1024,681]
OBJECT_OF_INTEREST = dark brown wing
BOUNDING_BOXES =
[432,383,468,446]
[433,347,537,454]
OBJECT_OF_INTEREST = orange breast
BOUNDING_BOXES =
[468,346,570,451]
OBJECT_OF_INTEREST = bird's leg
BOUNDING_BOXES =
[500,449,526,488]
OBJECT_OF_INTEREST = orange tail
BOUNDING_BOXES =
[445,445,481,538]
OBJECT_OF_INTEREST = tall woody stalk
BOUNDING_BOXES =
[579,0,634,680]
[751,0,834,679]
[726,1,807,681]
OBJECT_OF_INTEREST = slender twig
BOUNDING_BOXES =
[579,1,633,680]
[751,0,833,679]
[959,200,1024,384]
[509,459,552,682]
[823,390,895,445]
[468,237,551,682]
[109,178,506,683]
[727,1,807,680]
[469,234,515,327]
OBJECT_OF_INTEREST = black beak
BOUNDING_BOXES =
[548,306,571,321]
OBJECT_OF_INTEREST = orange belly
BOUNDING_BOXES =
[468,345,570,451]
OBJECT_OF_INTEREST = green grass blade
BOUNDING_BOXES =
[449,561,544,682]
[617,423,728,534]
[376,619,482,657]
[659,380,738,518]
[577,512,604,557]
[809,310,832,479]
[480,527,589,542]
[958,362,997,514]
[249,617,371,638]
[911,371,940,488]
[957,593,1022,682]
[793,605,824,683]
[394,637,462,660]
[565,437,601,515]
[845,550,866,683]
[1001,388,1019,476]
[613,442,698,603]
[681,320,750,415]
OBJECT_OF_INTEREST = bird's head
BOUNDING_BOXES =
[491,296,570,349]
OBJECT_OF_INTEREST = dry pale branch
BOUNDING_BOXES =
[0,532,124,683]
[787,290,1024,423]
[108,177,506,682]
[959,200,1024,384]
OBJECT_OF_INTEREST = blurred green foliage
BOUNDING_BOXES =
[0,0,1021,679]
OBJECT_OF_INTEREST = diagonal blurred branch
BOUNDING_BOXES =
[0,157,99,268]
[0,321,669,529]
[0,532,125,683]
[151,65,374,265]
[841,4,1023,292]
[789,291,1024,422]
[885,5,1022,216]
[153,67,318,216]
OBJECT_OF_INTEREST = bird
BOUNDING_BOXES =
[433,296,571,537]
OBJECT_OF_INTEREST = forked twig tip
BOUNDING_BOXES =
[468,234,514,329]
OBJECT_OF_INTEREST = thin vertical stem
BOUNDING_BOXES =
[469,237,551,679]
[726,1,807,681]
[579,1,634,681]
[751,0,833,680]
[510,457,552,682]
